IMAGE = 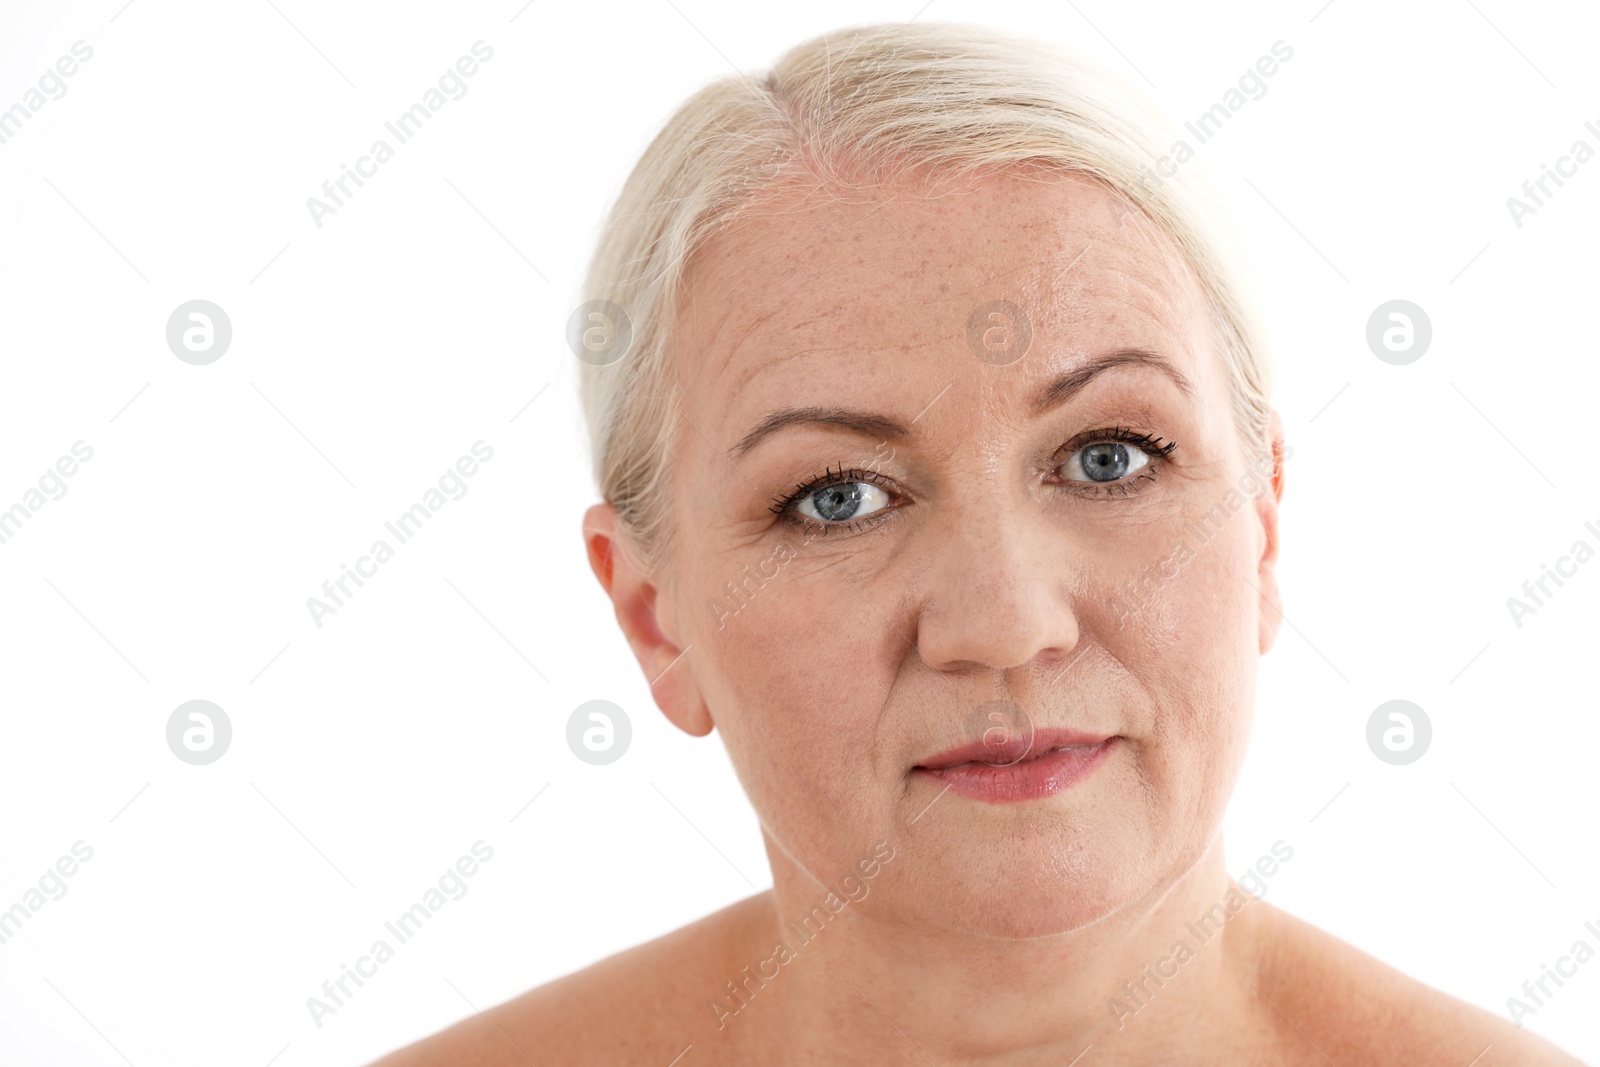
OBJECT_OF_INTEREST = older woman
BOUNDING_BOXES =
[372,21,1583,1067]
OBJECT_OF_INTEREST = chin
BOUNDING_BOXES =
[870,818,1162,940]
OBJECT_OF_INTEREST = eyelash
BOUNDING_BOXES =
[767,427,1178,536]
[768,463,899,536]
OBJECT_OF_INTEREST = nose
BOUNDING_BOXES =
[912,494,1083,675]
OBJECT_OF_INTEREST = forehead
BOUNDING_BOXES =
[673,168,1215,439]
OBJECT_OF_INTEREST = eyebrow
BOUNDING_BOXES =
[728,348,1196,458]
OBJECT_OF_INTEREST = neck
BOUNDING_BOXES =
[746,832,1273,1064]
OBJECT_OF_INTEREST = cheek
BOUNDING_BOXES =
[1090,492,1262,669]
[685,546,889,817]
[1088,503,1261,796]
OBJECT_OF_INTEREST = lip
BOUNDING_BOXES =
[912,728,1120,803]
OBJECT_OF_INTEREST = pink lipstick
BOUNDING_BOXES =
[912,727,1119,803]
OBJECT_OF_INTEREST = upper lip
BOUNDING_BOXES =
[914,727,1115,770]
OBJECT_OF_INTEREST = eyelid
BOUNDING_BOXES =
[769,464,904,538]
[1051,425,1176,463]
[768,464,900,517]
[1050,428,1177,499]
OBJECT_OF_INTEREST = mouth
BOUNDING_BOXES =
[912,729,1120,803]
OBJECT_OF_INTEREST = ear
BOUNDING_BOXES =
[582,502,714,736]
[1254,409,1287,656]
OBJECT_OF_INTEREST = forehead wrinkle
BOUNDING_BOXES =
[681,202,851,398]
[710,320,869,454]
[1080,260,1199,336]
[677,222,782,394]
[685,171,1217,461]
[701,303,781,395]
[690,182,952,375]
[1095,220,1203,324]
[1020,234,1208,370]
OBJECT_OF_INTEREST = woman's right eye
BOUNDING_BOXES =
[794,480,893,524]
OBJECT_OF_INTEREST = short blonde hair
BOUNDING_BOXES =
[577,20,1272,578]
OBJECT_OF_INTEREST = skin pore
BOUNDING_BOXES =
[369,168,1584,1066]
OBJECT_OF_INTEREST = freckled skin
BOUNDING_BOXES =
[367,171,1584,1067]
[661,169,1261,947]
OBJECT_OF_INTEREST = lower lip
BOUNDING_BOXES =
[913,738,1119,803]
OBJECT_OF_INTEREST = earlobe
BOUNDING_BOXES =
[649,655,716,737]
[1255,515,1284,656]
[581,503,714,737]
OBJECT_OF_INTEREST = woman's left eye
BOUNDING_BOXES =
[1056,430,1176,487]
[1060,441,1152,483]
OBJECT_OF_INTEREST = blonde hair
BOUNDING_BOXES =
[576,20,1273,579]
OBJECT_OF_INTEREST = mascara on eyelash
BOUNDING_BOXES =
[767,463,895,516]
[1054,426,1177,460]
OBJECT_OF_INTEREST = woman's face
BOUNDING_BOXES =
[633,168,1283,938]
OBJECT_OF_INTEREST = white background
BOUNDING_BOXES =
[1,0,1596,1063]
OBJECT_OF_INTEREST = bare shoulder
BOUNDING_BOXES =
[1252,902,1587,1066]
[363,892,773,1067]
